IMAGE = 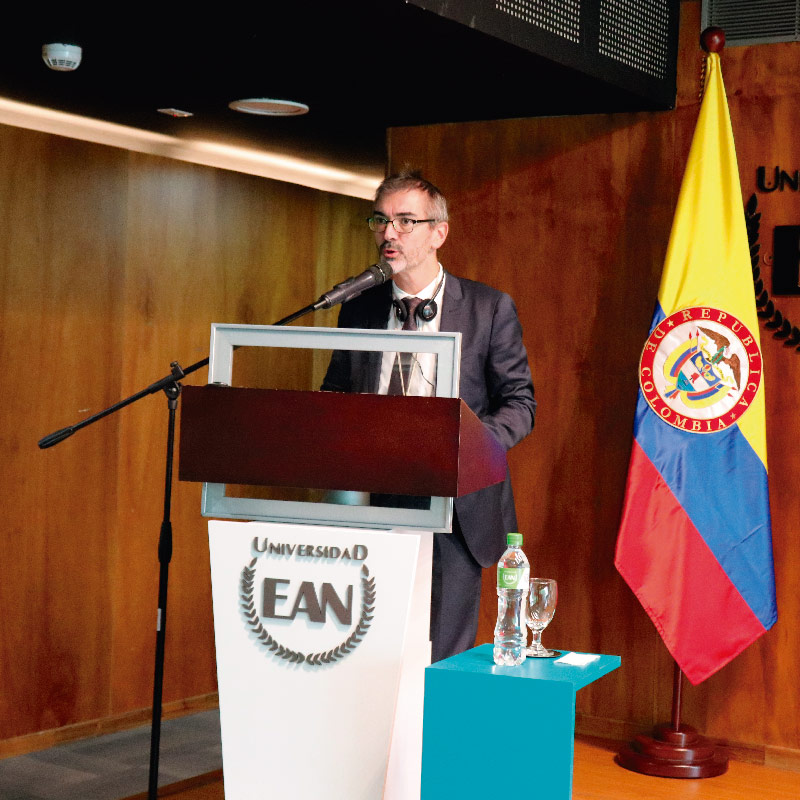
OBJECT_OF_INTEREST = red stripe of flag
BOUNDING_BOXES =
[615,440,767,684]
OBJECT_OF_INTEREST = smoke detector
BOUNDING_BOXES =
[42,43,82,72]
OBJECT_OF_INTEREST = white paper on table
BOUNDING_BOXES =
[554,652,600,666]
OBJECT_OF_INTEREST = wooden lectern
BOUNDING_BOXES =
[179,384,507,500]
[179,382,508,800]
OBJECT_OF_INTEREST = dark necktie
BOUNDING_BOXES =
[387,297,422,395]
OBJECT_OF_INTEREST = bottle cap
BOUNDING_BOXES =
[506,532,523,546]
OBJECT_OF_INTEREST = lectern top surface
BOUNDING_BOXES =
[428,644,621,692]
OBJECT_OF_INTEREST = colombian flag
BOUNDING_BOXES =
[614,53,777,685]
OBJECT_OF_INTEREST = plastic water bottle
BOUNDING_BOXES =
[493,532,530,666]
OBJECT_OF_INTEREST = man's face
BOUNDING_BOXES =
[373,189,448,287]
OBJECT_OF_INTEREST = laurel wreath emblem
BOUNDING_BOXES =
[240,558,375,665]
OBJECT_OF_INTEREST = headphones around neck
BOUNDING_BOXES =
[393,272,445,324]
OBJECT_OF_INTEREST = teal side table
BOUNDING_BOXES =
[421,644,621,799]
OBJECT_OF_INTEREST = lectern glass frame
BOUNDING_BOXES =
[200,323,461,532]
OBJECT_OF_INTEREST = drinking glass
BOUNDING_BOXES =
[526,578,558,657]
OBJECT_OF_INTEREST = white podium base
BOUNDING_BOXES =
[208,520,431,800]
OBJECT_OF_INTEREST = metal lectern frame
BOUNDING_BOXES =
[199,322,462,532]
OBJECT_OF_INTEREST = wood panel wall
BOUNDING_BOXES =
[388,0,799,766]
[3,0,799,770]
[0,129,374,746]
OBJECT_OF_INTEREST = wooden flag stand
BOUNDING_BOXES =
[616,660,728,778]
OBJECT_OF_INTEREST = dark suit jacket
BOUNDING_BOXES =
[321,272,535,567]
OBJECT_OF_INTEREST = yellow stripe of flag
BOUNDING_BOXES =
[657,53,767,467]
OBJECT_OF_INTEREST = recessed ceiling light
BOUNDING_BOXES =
[158,108,194,118]
[229,98,309,116]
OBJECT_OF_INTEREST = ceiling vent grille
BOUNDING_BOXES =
[409,0,679,111]
[495,0,581,43]
[701,0,800,46]
[599,0,672,78]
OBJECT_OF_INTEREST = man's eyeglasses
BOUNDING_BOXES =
[367,215,437,234]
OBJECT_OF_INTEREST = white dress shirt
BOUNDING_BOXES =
[377,266,445,397]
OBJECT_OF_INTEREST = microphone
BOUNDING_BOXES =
[315,262,393,309]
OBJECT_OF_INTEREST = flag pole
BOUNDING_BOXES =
[670,660,683,732]
[615,28,734,779]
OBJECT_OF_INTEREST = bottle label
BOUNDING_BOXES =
[498,567,525,589]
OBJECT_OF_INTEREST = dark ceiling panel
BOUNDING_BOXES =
[410,0,680,110]
[0,2,680,178]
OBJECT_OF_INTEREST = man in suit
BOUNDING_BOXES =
[322,171,535,661]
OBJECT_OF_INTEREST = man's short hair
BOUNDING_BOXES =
[374,170,449,223]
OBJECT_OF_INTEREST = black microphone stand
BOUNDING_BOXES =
[37,300,328,800]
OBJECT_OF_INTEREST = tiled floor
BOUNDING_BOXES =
[0,710,222,800]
